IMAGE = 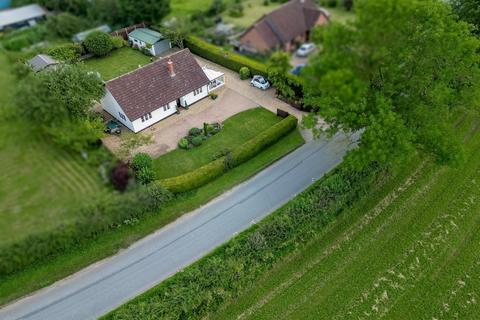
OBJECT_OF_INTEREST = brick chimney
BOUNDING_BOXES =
[167,59,175,77]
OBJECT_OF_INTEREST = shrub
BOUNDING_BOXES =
[191,135,204,147]
[189,127,203,136]
[343,0,354,10]
[231,115,297,166]
[48,43,84,63]
[2,26,47,51]
[110,162,130,191]
[111,36,126,49]
[136,166,156,185]
[0,184,173,276]
[184,36,268,77]
[326,0,338,7]
[239,66,251,80]
[178,138,189,149]
[132,153,153,172]
[209,92,218,100]
[160,158,225,193]
[84,31,113,56]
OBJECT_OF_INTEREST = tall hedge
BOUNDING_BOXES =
[103,163,382,320]
[159,115,298,193]
[184,36,268,77]
[0,185,173,276]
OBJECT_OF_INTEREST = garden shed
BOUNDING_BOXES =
[128,28,171,56]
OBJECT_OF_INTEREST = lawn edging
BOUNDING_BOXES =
[160,115,298,193]
[102,161,383,320]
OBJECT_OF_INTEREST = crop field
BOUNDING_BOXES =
[0,53,108,245]
[211,114,480,319]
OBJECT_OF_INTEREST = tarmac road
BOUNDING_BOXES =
[0,132,354,320]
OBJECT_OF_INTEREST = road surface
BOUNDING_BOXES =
[0,133,353,320]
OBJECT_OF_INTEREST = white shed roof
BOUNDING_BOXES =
[202,66,224,81]
[0,4,46,29]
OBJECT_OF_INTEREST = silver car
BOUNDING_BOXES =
[296,43,316,57]
[250,75,271,90]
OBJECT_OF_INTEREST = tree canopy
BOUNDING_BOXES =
[117,0,171,26]
[303,0,480,168]
[451,0,480,35]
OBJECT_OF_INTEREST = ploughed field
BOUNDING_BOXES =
[212,114,480,319]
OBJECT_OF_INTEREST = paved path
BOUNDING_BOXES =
[0,133,354,320]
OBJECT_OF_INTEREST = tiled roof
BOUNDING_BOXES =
[128,28,163,45]
[242,0,328,49]
[106,49,210,121]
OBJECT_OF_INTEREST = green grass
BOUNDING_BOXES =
[327,7,356,24]
[222,0,283,28]
[153,107,282,179]
[0,126,304,306]
[82,47,152,81]
[211,115,480,319]
[0,52,108,246]
[170,0,213,16]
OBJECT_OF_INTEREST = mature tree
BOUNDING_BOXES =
[84,31,113,57]
[117,0,170,26]
[450,0,480,35]
[267,51,294,99]
[87,0,122,26]
[303,0,480,168]
[159,16,193,49]
[45,12,89,38]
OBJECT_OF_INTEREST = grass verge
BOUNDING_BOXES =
[0,129,304,306]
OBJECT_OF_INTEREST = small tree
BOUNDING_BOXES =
[84,31,113,57]
[267,51,294,99]
[110,162,130,191]
[132,152,153,171]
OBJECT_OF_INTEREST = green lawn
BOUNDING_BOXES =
[83,47,152,81]
[170,0,213,16]
[327,7,356,24]
[0,52,108,246]
[154,107,282,179]
[222,0,283,28]
[0,119,304,306]
[211,114,480,319]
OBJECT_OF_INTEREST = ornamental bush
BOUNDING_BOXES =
[191,135,204,147]
[84,31,113,57]
[48,43,84,63]
[111,36,126,49]
[178,138,189,149]
[136,166,156,185]
[189,127,203,136]
[239,66,251,80]
[132,152,153,172]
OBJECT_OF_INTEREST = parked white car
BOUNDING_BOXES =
[250,75,270,90]
[296,43,316,57]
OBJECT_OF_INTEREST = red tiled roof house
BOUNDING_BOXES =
[239,0,329,54]
[101,49,225,133]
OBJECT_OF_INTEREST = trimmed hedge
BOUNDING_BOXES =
[185,36,268,77]
[103,163,382,320]
[0,185,173,276]
[160,115,298,193]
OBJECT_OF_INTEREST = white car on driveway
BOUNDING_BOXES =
[296,43,316,57]
[250,75,270,90]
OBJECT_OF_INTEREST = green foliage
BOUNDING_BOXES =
[228,3,244,17]
[191,135,204,147]
[1,26,47,51]
[0,184,173,276]
[103,163,380,320]
[132,152,153,172]
[160,116,297,193]
[207,0,226,16]
[48,43,84,63]
[117,0,170,25]
[451,0,480,35]
[239,66,251,80]
[136,166,156,185]
[84,31,113,57]
[178,138,189,149]
[110,36,126,49]
[189,127,203,136]
[185,36,268,77]
[231,115,297,166]
[267,51,294,99]
[343,0,354,11]
[46,117,105,152]
[45,12,89,38]
[303,0,480,169]
[87,0,122,26]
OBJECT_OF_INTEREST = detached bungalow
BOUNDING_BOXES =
[0,4,46,31]
[102,49,225,133]
[128,28,171,56]
[239,0,329,54]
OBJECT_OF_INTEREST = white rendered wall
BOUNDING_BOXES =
[101,90,135,132]
[179,85,208,107]
[131,100,177,132]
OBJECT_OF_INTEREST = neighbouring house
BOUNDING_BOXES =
[238,0,329,54]
[0,4,47,31]
[27,54,58,72]
[128,28,171,56]
[102,49,225,133]
[72,25,111,42]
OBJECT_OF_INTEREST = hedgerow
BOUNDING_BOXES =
[184,36,268,77]
[159,115,298,193]
[0,184,173,276]
[103,162,382,320]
